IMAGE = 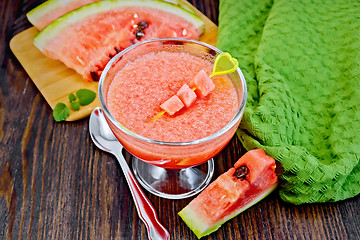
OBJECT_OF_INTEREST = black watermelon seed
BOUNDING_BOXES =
[233,165,249,180]
[90,71,100,82]
[135,29,145,40]
[137,21,149,29]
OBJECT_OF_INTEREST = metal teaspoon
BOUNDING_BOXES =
[89,107,170,240]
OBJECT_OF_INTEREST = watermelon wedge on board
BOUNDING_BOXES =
[33,0,205,82]
[26,0,197,31]
[178,149,278,239]
[26,0,101,30]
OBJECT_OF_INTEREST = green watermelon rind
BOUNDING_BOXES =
[163,0,196,14]
[26,0,73,26]
[178,183,278,239]
[33,0,205,51]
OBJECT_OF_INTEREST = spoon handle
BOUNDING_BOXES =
[114,152,170,240]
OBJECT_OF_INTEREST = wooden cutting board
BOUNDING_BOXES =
[9,2,218,121]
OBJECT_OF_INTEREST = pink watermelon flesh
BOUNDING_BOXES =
[178,149,278,239]
[177,84,197,108]
[160,95,184,115]
[27,0,101,30]
[189,69,215,98]
[37,6,202,82]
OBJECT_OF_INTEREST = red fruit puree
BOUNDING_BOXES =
[106,51,238,143]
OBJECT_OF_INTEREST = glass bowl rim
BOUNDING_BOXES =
[98,37,247,146]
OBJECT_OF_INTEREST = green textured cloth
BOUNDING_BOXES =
[217,0,360,204]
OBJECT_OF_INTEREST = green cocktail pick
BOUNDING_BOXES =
[209,52,239,77]
[149,52,239,122]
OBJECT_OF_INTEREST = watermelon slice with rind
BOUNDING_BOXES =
[26,0,197,31]
[26,0,101,30]
[33,0,205,82]
[178,149,278,239]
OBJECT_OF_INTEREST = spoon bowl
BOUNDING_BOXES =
[89,107,121,153]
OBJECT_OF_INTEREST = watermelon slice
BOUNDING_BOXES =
[33,0,205,82]
[26,0,101,30]
[189,69,215,98]
[178,149,278,239]
[177,84,197,108]
[26,0,196,31]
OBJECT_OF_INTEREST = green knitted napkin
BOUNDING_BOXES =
[217,0,360,204]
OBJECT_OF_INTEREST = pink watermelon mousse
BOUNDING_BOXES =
[178,149,278,239]
[106,51,238,143]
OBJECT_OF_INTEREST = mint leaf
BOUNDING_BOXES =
[53,89,96,122]
[70,101,80,111]
[53,103,70,122]
[76,89,96,106]
[68,93,77,103]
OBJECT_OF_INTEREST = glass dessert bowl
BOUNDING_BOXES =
[99,38,247,199]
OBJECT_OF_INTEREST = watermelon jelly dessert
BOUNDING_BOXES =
[98,38,247,199]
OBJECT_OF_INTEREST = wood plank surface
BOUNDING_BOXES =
[9,0,218,121]
[1,0,360,240]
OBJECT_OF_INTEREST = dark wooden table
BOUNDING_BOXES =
[1,0,360,239]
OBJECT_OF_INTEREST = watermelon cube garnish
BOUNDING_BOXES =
[189,69,215,98]
[178,149,278,239]
[177,84,197,108]
[150,69,215,121]
[160,95,184,115]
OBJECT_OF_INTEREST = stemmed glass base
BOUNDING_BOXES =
[132,157,214,199]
